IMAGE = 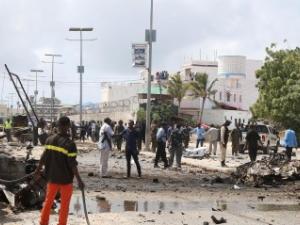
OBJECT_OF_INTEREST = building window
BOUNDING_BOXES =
[233,94,236,102]
[219,92,222,101]
[239,95,242,103]
[226,92,231,102]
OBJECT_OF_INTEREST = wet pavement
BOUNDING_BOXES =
[64,194,300,217]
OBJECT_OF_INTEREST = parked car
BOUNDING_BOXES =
[239,124,279,154]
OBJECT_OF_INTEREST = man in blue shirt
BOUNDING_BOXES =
[122,120,141,178]
[283,128,298,161]
[191,123,206,148]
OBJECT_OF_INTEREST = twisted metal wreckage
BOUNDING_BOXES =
[183,147,300,186]
[234,153,300,186]
[0,65,91,225]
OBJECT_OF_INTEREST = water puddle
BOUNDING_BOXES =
[62,196,300,216]
[256,204,300,211]
[65,197,242,216]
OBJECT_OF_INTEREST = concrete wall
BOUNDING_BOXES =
[101,82,145,103]
[68,111,135,123]
[203,109,252,128]
[181,108,252,128]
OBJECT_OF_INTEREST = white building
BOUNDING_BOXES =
[99,81,145,121]
[90,55,263,126]
[179,55,263,126]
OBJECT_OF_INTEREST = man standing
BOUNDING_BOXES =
[245,125,263,162]
[192,123,205,148]
[70,121,77,141]
[114,120,125,151]
[136,120,145,151]
[79,121,86,143]
[230,124,241,157]
[283,128,298,161]
[154,122,169,168]
[220,120,231,167]
[182,124,191,149]
[205,124,219,156]
[98,117,114,178]
[150,120,158,152]
[122,120,141,178]
[4,118,12,142]
[169,124,184,169]
[91,121,97,142]
[34,116,84,225]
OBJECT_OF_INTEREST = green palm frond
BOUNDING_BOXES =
[188,72,219,122]
[167,73,188,106]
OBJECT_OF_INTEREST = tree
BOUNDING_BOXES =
[151,103,178,123]
[252,45,300,132]
[136,108,146,121]
[167,73,188,114]
[189,73,218,123]
[138,102,178,123]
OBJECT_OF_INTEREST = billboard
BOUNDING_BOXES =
[132,43,147,68]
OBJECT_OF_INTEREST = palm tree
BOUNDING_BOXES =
[167,73,188,114]
[189,72,218,123]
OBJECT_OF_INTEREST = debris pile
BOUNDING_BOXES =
[234,153,300,186]
[0,154,47,210]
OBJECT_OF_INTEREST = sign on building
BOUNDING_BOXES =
[132,43,147,68]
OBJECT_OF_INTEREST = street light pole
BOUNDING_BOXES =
[68,27,96,125]
[80,30,83,125]
[145,0,154,151]
[30,69,44,111]
[42,54,63,123]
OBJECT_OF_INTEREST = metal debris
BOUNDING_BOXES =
[0,155,47,210]
[211,215,227,224]
[234,153,300,186]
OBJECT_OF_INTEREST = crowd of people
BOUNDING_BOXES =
[32,116,298,225]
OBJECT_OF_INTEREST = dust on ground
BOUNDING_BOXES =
[1,141,300,225]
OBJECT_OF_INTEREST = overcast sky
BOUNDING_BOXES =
[0,0,299,105]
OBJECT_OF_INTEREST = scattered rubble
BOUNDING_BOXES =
[152,178,159,183]
[0,153,47,210]
[234,153,300,186]
[211,215,227,224]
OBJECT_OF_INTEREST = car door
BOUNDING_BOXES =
[268,126,278,147]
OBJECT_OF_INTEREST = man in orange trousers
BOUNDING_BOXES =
[35,116,84,225]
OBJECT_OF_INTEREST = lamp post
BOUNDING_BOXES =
[30,69,44,111]
[67,27,96,125]
[42,54,63,122]
[8,93,15,117]
[145,0,154,151]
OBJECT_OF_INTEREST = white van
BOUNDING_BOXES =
[239,124,279,154]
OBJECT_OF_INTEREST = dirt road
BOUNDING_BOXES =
[1,142,300,225]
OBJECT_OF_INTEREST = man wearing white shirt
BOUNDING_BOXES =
[205,124,219,156]
[98,117,114,178]
[154,122,169,168]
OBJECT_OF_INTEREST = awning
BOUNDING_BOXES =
[138,85,172,100]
